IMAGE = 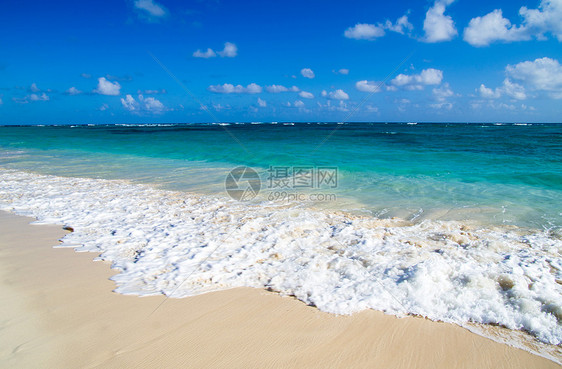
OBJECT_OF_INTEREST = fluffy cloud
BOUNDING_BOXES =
[193,48,216,58]
[299,91,314,99]
[464,10,528,46]
[356,80,381,93]
[464,0,562,46]
[433,82,454,101]
[478,79,526,100]
[134,0,167,18]
[390,68,443,89]
[507,57,562,98]
[257,98,267,107]
[336,68,349,75]
[293,100,305,108]
[317,100,349,112]
[326,89,349,100]
[208,83,262,94]
[383,15,414,34]
[13,85,50,103]
[94,77,121,95]
[501,79,527,100]
[266,85,299,93]
[477,57,562,100]
[121,94,166,113]
[344,14,413,41]
[344,23,385,40]
[218,42,238,57]
[423,0,457,42]
[66,87,82,95]
[193,42,237,58]
[30,93,49,101]
[478,84,501,99]
[430,82,455,109]
[301,68,315,79]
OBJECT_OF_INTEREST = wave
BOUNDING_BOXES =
[0,168,561,354]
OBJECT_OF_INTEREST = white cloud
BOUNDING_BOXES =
[66,87,82,95]
[464,10,528,46]
[94,77,121,96]
[433,82,454,101]
[208,83,262,94]
[257,98,267,107]
[317,100,349,112]
[299,91,314,99]
[355,80,381,93]
[121,95,136,111]
[506,57,562,98]
[246,83,263,93]
[478,84,501,98]
[212,104,231,111]
[390,68,443,89]
[321,90,327,97]
[193,42,237,58]
[383,15,414,34]
[99,103,109,111]
[327,89,349,100]
[344,23,385,40]
[121,94,166,113]
[193,48,216,58]
[464,0,562,46]
[430,102,453,109]
[365,104,379,112]
[423,0,458,42]
[218,42,237,57]
[134,0,167,18]
[344,14,412,41]
[501,79,527,100]
[478,79,526,100]
[294,100,305,108]
[30,83,40,92]
[30,93,49,101]
[337,68,349,75]
[142,89,166,94]
[301,68,315,79]
[144,96,165,112]
[266,85,294,93]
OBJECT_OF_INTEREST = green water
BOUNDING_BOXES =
[0,123,560,229]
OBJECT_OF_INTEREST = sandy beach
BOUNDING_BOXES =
[0,210,559,368]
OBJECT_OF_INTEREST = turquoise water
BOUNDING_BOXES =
[0,122,561,229]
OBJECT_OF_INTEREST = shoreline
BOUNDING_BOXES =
[0,210,560,368]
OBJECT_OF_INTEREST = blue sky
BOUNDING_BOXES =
[1,0,561,124]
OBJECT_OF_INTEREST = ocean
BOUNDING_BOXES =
[0,123,561,352]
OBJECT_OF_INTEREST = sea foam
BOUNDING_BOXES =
[1,168,561,348]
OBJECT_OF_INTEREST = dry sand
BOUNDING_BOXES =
[0,210,559,369]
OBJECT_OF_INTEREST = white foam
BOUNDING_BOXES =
[1,168,561,351]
